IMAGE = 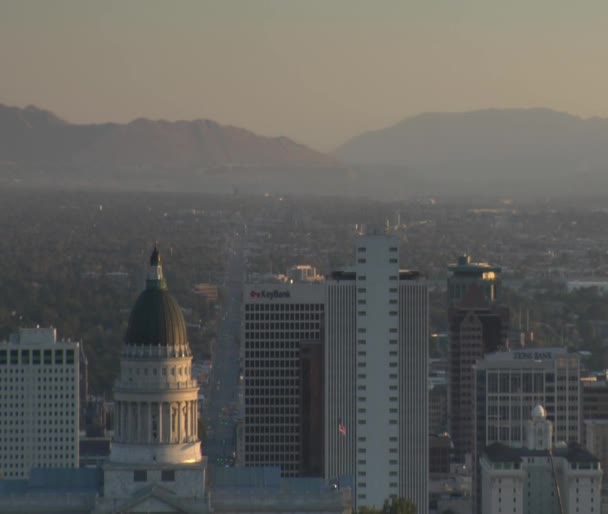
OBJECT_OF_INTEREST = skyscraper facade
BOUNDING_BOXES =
[241,282,325,476]
[0,327,79,479]
[474,348,581,452]
[324,234,428,512]
[447,255,508,463]
[472,347,581,514]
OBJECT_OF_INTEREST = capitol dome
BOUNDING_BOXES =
[124,247,188,347]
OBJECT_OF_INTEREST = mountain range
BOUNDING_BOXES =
[0,104,333,169]
[5,104,608,197]
[335,108,608,184]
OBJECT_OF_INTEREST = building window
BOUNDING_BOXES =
[133,470,147,482]
[161,469,175,481]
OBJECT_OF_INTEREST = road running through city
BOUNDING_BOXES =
[203,229,245,466]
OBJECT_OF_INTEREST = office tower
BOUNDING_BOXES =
[100,247,206,506]
[429,383,447,434]
[473,348,581,514]
[325,234,428,512]
[582,375,608,443]
[447,255,508,463]
[241,281,325,476]
[0,327,80,479]
[474,348,581,451]
[480,405,601,514]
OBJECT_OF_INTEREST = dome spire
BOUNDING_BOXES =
[147,243,166,288]
[150,243,161,267]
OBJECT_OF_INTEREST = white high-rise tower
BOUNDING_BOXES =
[0,327,79,479]
[324,234,428,512]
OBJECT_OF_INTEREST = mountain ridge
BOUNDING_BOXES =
[0,103,334,168]
[334,108,608,179]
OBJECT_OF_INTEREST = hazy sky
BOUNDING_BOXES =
[2,0,608,150]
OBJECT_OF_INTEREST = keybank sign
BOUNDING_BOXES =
[250,290,291,300]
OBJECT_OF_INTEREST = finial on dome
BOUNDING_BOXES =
[147,243,165,286]
[150,243,161,266]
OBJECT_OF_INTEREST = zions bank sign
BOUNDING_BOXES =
[249,290,291,300]
[513,351,554,360]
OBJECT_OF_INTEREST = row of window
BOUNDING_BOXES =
[245,397,298,405]
[245,416,300,424]
[0,349,75,365]
[245,304,323,311]
[244,350,299,358]
[245,425,299,434]
[245,332,320,341]
[357,258,399,264]
[245,372,299,380]
[245,314,321,321]
[245,322,320,329]
[246,407,299,415]
[357,246,399,252]
[245,341,304,350]
[244,435,299,443]
[244,454,299,462]
[2,368,74,374]
[134,469,174,482]
[126,366,190,377]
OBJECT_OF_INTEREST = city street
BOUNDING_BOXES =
[203,230,244,465]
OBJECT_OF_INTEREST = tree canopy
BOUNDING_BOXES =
[358,497,416,514]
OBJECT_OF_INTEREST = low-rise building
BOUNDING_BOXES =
[480,405,602,514]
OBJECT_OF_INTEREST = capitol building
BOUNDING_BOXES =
[0,248,351,514]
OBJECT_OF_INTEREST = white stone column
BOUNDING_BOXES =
[127,402,132,442]
[192,401,196,440]
[122,402,129,441]
[147,403,150,442]
[188,401,192,440]
[137,402,142,441]
[195,402,198,439]
[158,402,163,442]
[172,403,177,442]
[115,402,120,439]
[178,401,183,442]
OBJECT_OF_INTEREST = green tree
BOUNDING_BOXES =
[382,497,417,514]
[358,507,381,514]
[358,497,416,514]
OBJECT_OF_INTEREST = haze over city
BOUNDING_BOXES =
[3,0,608,150]
[5,3,608,514]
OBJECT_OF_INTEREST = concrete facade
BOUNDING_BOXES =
[324,234,428,512]
[0,327,79,479]
[480,406,602,514]
[241,282,325,476]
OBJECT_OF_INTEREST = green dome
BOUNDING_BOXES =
[124,248,188,346]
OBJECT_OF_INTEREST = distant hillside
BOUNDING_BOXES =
[334,109,608,185]
[0,104,334,169]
